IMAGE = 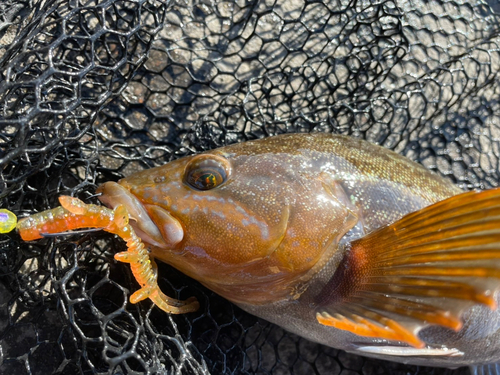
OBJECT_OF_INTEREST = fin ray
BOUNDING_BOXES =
[348,295,462,329]
[316,310,425,348]
[362,279,496,307]
[358,346,464,357]
[316,188,500,347]
[379,233,500,260]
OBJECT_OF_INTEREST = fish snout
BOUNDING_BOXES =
[97,181,184,248]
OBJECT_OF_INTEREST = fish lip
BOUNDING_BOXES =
[143,204,184,248]
[97,181,170,248]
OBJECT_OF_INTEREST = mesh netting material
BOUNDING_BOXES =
[0,0,498,374]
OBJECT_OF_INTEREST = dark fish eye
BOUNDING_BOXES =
[184,155,230,191]
[187,168,225,190]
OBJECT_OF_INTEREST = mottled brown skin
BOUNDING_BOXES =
[100,133,500,368]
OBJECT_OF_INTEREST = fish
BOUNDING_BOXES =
[8,133,500,372]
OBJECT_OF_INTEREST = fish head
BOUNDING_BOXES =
[97,141,357,303]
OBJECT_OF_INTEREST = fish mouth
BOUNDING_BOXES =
[97,181,184,248]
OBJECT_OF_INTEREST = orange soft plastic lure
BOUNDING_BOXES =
[4,133,500,371]
[12,196,198,313]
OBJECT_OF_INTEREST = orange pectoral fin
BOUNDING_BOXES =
[315,188,500,348]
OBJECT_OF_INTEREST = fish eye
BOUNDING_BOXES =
[184,154,230,191]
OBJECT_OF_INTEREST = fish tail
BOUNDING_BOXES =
[316,188,500,347]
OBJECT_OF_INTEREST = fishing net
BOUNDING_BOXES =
[0,0,497,373]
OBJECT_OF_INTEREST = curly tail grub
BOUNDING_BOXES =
[16,196,199,314]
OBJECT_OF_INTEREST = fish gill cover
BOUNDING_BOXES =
[0,0,497,374]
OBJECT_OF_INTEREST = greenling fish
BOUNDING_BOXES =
[7,133,500,373]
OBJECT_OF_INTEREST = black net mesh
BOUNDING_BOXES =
[0,0,498,373]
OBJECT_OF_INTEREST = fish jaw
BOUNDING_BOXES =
[97,181,184,249]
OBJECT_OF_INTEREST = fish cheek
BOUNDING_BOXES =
[274,194,357,274]
[185,208,277,265]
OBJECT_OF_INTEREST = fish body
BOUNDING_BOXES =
[14,133,500,369]
[100,133,458,303]
[96,133,500,368]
